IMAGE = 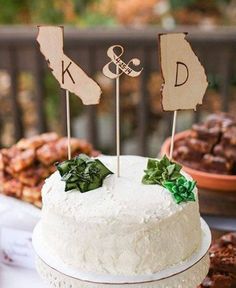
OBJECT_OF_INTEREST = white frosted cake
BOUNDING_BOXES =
[39,155,201,276]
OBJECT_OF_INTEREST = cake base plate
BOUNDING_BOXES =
[35,253,209,288]
[32,218,211,285]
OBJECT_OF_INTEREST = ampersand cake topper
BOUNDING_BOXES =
[102,45,143,79]
[102,45,142,177]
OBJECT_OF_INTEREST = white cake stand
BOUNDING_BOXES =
[33,218,211,288]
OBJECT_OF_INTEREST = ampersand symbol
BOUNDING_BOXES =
[103,45,143,79]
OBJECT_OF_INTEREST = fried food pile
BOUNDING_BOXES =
[173,113,236,175]
[0,133,99,208]
[199,232,236,288]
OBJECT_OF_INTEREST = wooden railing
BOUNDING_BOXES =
[0,26,235,155]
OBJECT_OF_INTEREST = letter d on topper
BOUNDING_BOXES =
[174,61,189,87]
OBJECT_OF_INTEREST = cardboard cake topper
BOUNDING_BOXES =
[37,26,101,105]
[159,33,208,111]
[37,25,102,160]
[102,45,142,176]
[103,45,143,79]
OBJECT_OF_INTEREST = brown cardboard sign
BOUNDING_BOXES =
[159,33,208,111]
[37,26,101,105]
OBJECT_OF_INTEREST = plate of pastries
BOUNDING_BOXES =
[198,232,236,288]
[161,113,236,191]
[0,133,99,208]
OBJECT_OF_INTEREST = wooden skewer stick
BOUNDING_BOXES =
[66,89,71,160]
[116,64,120,177]
[169,110,177,160]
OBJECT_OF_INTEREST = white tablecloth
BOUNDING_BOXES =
[0,195,44,287]
[0,263,46,288]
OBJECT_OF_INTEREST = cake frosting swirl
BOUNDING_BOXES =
[40,155,201,275]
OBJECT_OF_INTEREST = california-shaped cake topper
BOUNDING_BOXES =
[37,26,101,105]
[159,33,208,111]
[37,25,102,160]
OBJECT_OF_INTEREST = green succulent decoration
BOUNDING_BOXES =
[142,155,182,185]
[163,177,196,204]
[56,154,113,193]
[142,155,196,205]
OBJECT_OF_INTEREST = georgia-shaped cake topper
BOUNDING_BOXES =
[103,45,143,177]
[159,33,208,160]
[159,33,208,111]
[37,26,101,105]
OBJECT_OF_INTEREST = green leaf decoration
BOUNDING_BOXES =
[142,155,182,185]
[163,177,196,204]
[56,154,113,193]
[142,155,196,205]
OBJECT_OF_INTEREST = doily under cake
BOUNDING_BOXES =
[35,253,209,288]
[33,218,211,288]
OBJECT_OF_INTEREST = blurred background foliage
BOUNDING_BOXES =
[0,0,235,26]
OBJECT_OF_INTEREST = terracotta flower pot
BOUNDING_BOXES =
[160,130,236,192]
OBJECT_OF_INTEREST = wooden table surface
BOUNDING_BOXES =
[199,187,236,240]
[199,188,236,217]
